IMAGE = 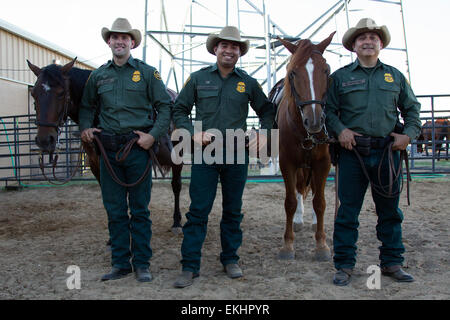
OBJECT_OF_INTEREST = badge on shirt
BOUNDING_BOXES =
[132,70,141,82]
[154,70,162,80]
[236,81,246,93]
[384,73,394,83]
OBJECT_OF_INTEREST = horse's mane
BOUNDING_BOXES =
[68,68,92,104]
[283,39,314,100]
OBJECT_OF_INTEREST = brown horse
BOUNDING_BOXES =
[27,58,183,233]
[275,33,335,261]
[417,118,450,160]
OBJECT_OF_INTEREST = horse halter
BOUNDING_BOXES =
[35,74,72,131]
[288,49,330,150]
[288,50,328,112]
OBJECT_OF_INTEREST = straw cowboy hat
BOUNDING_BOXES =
[206,26,250,56]
[342,18,391,52]
[101,18,142,49]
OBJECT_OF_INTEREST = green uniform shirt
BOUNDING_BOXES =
[79,56,172,139]
[325,59,421,140]
[172,63,275,136]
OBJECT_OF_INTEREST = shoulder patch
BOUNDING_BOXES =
[154,70,162,80]
[183,76,191,87]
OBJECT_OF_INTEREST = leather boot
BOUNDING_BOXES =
[381,265,414,282]
[101,267,132,281]
[173,271,199,288]
[333,268,353,286]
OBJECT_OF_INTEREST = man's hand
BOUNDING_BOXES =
[390,132,410,151]
[134,130,155,150]
[338,128,362,150]
[192,131,215,146]
[81,128,102,143]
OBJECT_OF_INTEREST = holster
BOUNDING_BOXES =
[354,136,371,156]
[354,135,394,156]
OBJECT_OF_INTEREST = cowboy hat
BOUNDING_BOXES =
[342,18,390,52]
[101,18,142,49]
[206,26,250,56]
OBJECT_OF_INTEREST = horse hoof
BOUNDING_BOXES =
[278,250,295,260]
[311,223,317,232]
[293,222,304,232]
[171,227,183,235]
[314,249,331,262]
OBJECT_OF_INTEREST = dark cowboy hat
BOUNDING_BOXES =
[342,18,391,52]
[206,26,250,56]
[101,18,142,49]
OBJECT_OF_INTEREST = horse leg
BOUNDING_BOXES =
[445,135,449,160]
[294,170,317,232]
[279,167,298,260]
[293,192,305,231]
[293,171,306,231]
[311,207,317,232]
[170,163,183,234]
[311,164,331,262]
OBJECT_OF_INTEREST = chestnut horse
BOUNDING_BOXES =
[275,32,335,261]
[27,58,183,233]
[417,118,450,160]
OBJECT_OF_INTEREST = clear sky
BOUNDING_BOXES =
[2,0,449,102]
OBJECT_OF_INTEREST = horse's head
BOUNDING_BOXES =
[280,32,335,134]
[27,58,76,154]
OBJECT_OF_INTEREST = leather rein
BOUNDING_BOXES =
[352,142,411,206]
[92,134,163,188]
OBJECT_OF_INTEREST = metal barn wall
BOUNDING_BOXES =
[0,19,98,118]
[0,19,96,86]
[0,77,29,116]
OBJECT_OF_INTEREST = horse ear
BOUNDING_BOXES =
[278,37,298,54]
[27,59,41,76]
[61,57,77,74]
[316,31,336,54]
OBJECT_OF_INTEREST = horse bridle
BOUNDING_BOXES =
[288,49,331,149]
[35,74,81,185]
[35,75,72,131]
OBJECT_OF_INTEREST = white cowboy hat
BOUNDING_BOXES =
[206,26,250,56]
[101,18,142,49]
[342,18,391,52]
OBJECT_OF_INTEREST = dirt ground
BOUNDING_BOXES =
[0,176,449,300]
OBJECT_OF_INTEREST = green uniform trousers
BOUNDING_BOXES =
[100,146,152,270]
[333,148,405,270]
[181,162,248,274]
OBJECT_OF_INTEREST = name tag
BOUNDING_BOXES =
[197,85,219,90]
[342,79,366,87]
[97,78,116,87]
